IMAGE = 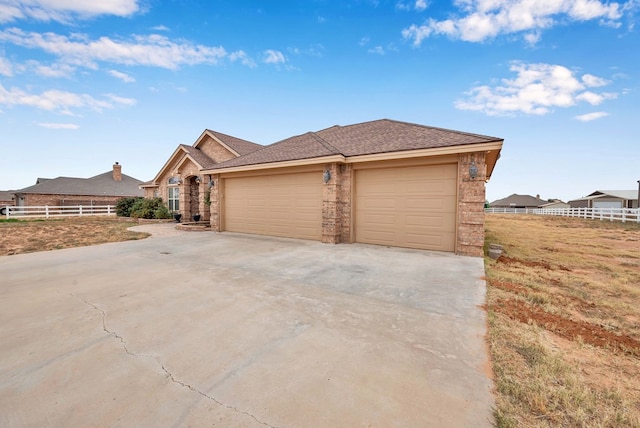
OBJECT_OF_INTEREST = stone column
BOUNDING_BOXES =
[209,174,222,232]
[457,152,487,257]
[322,163,341,244]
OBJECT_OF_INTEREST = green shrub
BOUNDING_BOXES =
[154,205,172,219]
[130,197,170,219]
[116,197,143,217]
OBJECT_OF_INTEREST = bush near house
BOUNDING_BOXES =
[129,197,172,219]
[115,197,143,217]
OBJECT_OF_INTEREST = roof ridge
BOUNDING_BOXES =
[309,132,341,154]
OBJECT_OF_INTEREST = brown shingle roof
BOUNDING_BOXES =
[490,194,547,208]
[207,132,339,169]
[205,130,264,155]
[180,145,217,169]
[16,171,144,197]
[209,119,502,170]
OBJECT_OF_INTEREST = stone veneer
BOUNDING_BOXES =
[210,151,489,256]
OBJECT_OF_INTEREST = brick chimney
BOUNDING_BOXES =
[113,162,122,181]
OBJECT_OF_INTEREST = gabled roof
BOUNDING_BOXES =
[200,130,263,156]
[143,130,262,187]
[207,119,503,173]
[586,190,637,200]
[15,171,144,197]
[490,194,547,208]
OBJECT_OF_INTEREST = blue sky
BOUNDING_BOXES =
[1,0,638,202]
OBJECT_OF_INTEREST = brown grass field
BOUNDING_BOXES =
[485,214,640,427]
[0,217,148,256]
[2,214,639,426]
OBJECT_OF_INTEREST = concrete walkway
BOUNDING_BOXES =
[0,225,495,427]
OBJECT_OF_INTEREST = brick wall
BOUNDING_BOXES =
[197,135,237,163]
[457,152,487,257]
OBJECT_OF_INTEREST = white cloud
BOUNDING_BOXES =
[455,62,617,116]
[582,73,610,87]
[0,28,228,70]
[0,0,140,23]
[575,91,617,104]
[415,0,428,11]
[37,122,79,129]
[33,61,75,77]
[151,25,169,32]
[0,56,12,76]
[367,44,398,55]
[0,83,132,114]
[575,111,609,121]
[229,50,256,68]
[104,93,136,106]
[263,49,285,64]
[108,69,135,82]
[403,0,624,45]
[359,36,370,46]
[397,0,428,11]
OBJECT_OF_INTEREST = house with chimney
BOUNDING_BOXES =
[11,163,144,207]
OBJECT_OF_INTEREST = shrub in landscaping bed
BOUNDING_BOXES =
[129,197,172,219]
[115,197,143,217]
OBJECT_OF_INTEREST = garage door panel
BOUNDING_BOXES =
[224,172,322,241]
[356,164,457,252]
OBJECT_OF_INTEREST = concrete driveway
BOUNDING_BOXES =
[0,225,494,427]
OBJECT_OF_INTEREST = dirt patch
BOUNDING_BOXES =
[497,255,571,271]
[493,298,640,357]
[0,217,149,256]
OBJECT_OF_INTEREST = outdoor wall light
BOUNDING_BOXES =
[194,176,202,183]
[469,161,478,180]
[323,170,331,184]
[207,179,215,189]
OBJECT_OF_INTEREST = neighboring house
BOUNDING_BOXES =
[140,129,263,222]
[538,200,570,209]
[201,119,503,257]
[489,194,547,209]
[12,163,144,207]
[569,190,638,209]
[0,190,15,207]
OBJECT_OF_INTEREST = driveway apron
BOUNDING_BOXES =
[0,226,495,427]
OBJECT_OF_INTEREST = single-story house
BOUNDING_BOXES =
[139,129,263,222]
[197,119,503,257]
[12,163,144,207]
[538,200,570,209]
[489,194,547,209]
[569,190,638,209]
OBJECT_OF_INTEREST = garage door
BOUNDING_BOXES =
[224,172,322,240]
[593,200,622,209]
[355,164,457,252]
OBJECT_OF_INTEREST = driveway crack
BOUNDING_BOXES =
[65,292,277,428]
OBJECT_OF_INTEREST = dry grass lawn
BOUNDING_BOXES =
[485,214,640,427]
[0,217,149,256]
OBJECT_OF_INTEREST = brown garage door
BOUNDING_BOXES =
[355,163,457,252]
[224,171,322,240]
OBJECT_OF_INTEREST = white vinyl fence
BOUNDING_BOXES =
[485,207,640,223]
[2,205,116,219]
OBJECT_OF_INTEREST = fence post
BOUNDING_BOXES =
[45,205,49,219]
